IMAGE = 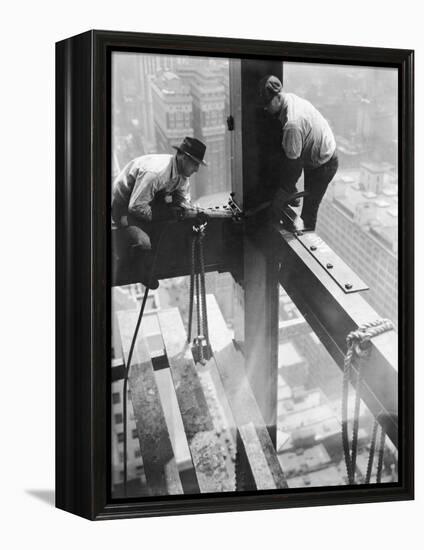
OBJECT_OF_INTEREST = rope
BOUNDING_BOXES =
[122,220,172,496]
[122,285,149,493]
[376,427,386,483]
[350,362,362,477]
[342,319,394,485]
[365,418,379,484]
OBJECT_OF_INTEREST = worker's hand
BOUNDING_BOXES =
[168,206,184,220]
[271,189,307,222]
[271,188,292,222]
[281,214,305,235]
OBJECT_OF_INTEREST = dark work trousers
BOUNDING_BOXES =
[280,152,339,228]
[124,218,153,252]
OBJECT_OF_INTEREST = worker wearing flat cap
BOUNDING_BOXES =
[112,137,207,288]
[259,75,338,231]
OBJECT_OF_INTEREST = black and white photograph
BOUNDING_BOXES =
[2,0,422,542]
[110,51,400,498]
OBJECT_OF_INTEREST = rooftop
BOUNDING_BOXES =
[329,166,398,251]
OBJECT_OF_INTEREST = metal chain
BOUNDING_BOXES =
[195,259,201,346]
[187,236,196,342]
[342,319,394,485]
[198,229,210,347]
[187,222,211,365]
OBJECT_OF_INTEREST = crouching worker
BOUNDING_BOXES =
[112,137,207,289]
[258,75,338,231]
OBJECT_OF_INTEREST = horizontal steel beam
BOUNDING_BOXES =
[275,219,398,447]
[112,218,242,286]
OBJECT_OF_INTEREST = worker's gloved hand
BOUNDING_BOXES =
[271,189,308,223]
[271,188,293,222]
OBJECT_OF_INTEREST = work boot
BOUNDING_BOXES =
[300,215,317,232]
[300,200,318,232]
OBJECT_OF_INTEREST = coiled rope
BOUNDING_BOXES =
[342,319,394,485]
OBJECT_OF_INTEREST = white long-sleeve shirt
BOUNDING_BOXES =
[279,93,336,168]
[111,154,190,223]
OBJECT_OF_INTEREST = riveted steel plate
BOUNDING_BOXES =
[295,231,369,293]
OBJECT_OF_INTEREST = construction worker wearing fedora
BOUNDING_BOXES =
[258,75,338,231]
[112,136,207,288]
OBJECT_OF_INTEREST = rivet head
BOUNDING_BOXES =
[345,283,353,290]
[310,245,317,251]
[326,263,333,269]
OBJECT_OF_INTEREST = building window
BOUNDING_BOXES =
[112,392,120,404]
[132,428,138,439]
[168,113,175,129]
[114,413,123,424]
[117,432,124,443]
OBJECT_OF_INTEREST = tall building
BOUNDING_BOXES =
[277,288,398,486]
[112,53,147,174]
[138,54,183,154]
[111,285,156,493]
[149,70,194,155]
[316,163,398,324]
[283,64,400,324]
[177,64,227,199]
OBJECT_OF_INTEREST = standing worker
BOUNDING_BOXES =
[259,75,338,231]
[112,137,207,288]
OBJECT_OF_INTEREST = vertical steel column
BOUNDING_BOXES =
[230,59,283,445]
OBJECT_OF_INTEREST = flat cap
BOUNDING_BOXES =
[258,75,282,105]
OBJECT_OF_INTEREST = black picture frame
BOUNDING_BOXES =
[56,29,414,520]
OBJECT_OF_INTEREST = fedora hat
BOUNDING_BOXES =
[172,137,207,166]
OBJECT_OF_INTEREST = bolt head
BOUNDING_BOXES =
[345,283,353,290]
[310,245,317,251]
[326,263,333,269]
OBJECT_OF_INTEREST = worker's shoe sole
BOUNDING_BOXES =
[288,198,301,207]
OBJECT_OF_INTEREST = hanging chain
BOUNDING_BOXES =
[187,235,196,343]
[198,227,210,347]
[342,319,394,485]
[187,221,212,365]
